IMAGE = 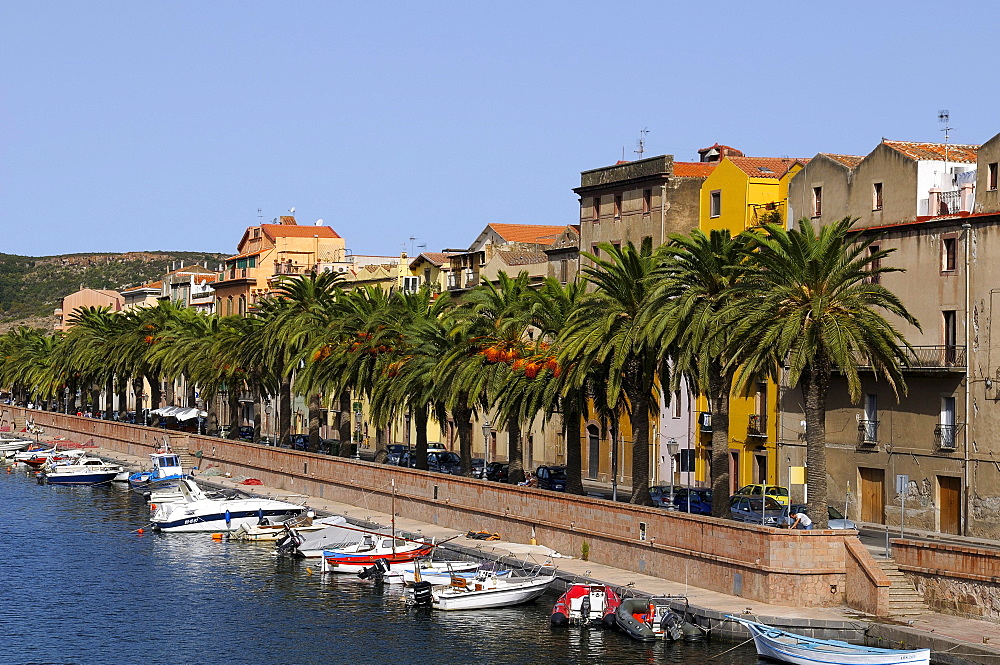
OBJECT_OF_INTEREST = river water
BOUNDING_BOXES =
[2,468,761,665]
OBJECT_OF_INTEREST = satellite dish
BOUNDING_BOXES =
[290,206,296,214]
[315,219,324,226]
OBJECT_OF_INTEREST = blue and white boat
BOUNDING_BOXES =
[40,455,124,486]
[727,616,930,665]
[150,478,305,533]
[128,451,186,494]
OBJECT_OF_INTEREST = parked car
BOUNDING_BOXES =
[534,465,567,491]
[670,487,713,515]
[239,426,255,442]
[289,433,310,451]
[779,504,857,530]
[483,462,510,482]
[427,451,462,475]
[729,495,785,526]
[733,484,790,506]
[471,458,485,478]
[385,444,408,465]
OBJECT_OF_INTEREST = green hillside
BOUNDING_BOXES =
[0,250,226,329]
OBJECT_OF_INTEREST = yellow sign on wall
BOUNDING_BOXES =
[789,466,806,485]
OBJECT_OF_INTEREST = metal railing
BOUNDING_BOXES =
[853,345,966,369]
[857,419,879,445]
[934,424,956,450]
[747,413,767,437]
[698,411,712,433]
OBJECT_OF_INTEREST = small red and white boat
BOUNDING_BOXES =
[321,533,436,574]
[550,583,621,628]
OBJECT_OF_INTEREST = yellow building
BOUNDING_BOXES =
[694,156,806,492]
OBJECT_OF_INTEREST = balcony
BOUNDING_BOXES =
[934,424,957,450]
[852,345,966,371]
[272,262,314,277]
[747,413,767,438]
[857,419,879,446]
[698,411,712,433]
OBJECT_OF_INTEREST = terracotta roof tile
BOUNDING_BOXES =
[224,249,263,261]
[123,281,162,292]
[260,224,342,240]
[882,140,979,163]
[822,154,865,168]
[166,265,217,276]
[728,157,807,179]
[499,250,549,266]
[412,252,453,266]
[488,224,571,245]
[673,162,716,178]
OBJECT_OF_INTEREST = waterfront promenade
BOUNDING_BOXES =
[51,439,1000,665]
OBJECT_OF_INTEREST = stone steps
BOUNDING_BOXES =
[879,560,929,617]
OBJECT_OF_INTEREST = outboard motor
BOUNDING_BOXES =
[660,610,683,642]
[358,557,391,582]
[579,594,592,624]
[410,580,433,607]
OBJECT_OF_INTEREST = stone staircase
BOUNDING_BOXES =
[880,559,930,617]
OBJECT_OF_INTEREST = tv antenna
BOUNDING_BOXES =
[939,110,952,182]
[635,128,650,159]
[257,208,263,220]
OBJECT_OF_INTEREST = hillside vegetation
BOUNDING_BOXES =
[0,250,225,331]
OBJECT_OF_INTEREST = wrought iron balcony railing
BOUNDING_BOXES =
[853,345,966,370]
[934,424,957,450]
[748,413,767,437]
[857,419,879,446]
[698,411,712,433]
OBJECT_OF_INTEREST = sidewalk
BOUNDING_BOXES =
[96,445,1000,664]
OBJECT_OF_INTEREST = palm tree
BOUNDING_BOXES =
[643,228,753,517]
[561,240,664,505]
[730,217,918,527]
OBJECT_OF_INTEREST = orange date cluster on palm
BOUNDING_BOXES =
[479,343,559,378]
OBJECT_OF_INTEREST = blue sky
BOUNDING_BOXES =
[3,1,998,259]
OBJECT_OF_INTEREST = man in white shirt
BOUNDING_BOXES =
[789,510,813,530]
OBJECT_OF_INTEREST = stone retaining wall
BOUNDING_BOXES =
[15,408,885,611]
[893,538,1000,622]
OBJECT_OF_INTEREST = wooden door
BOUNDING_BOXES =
[729,451,740,494]
[938,476,961,535]
[859,467,885,524]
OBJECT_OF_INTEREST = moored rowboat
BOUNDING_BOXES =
[727,615,930,665]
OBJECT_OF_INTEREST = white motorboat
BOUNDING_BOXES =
[128,451,186,493]
[0,437,33,453]
[727,616,930,665]
[321,534,436,574]
[231,513,346,542]
[409,568,556,611]
[386,559,485,585]
[276,518,362,557]
[150,478,304,533]
[39,455,124,486]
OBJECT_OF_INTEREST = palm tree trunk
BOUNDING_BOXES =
[564,404,585,495]
[453,399,473,475]
[252,390,262,441]
[338,392,352,455]
[228,390,241,440]
[116,379,127,419]
[709,364,734,518]
[89,385,100,415]
[414,406,429,471]
[165,378,175,406]
[802,361,831,529]
[507,417,525,484]
[626,382,653,506]
[147,375,161,412]
[132,377,144,422]
[104,377,114,419]
[185,376,196,408]
[308,393,321,451]
[278,375,292,447]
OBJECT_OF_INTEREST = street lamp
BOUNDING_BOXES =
[481,420,492,464]
[666,438,679,510]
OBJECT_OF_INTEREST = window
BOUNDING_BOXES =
[423,267,432,284]
[867,245,881,284]
[812,186,823,217]
[873,182,883,211]
[226,296,233,316]
[614,194,622,218]
[238,294,247,316]
[942,237,957,272]
[643,189,652,214]
[591,243,600,260]
[862,393,878,443]
[710,190,721,218]
[990,163,998,191]
[672,391,682,419]
[943,310,957,363]
[402,276,419,293]
[612,241,621,254]
[559,259,568,284]
[592,197,600,221]
[939,397,956,448]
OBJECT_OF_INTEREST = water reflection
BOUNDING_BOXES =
[2,471,761,665]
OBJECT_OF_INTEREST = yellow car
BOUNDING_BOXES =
[734,484,790,506]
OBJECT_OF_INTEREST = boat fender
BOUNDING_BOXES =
[550,611,568,627]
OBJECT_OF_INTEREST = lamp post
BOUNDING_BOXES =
[666,438,679,510]
[481,420,492,465]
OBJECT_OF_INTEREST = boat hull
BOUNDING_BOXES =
[42,471,121,486]
[431,575,555,611]
[730,616,930,665]
[323,544,436,573]
[152,508,302,533]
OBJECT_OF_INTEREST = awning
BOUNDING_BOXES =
[151,406,207,420]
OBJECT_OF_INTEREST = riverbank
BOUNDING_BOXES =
[73,442,1000,665]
